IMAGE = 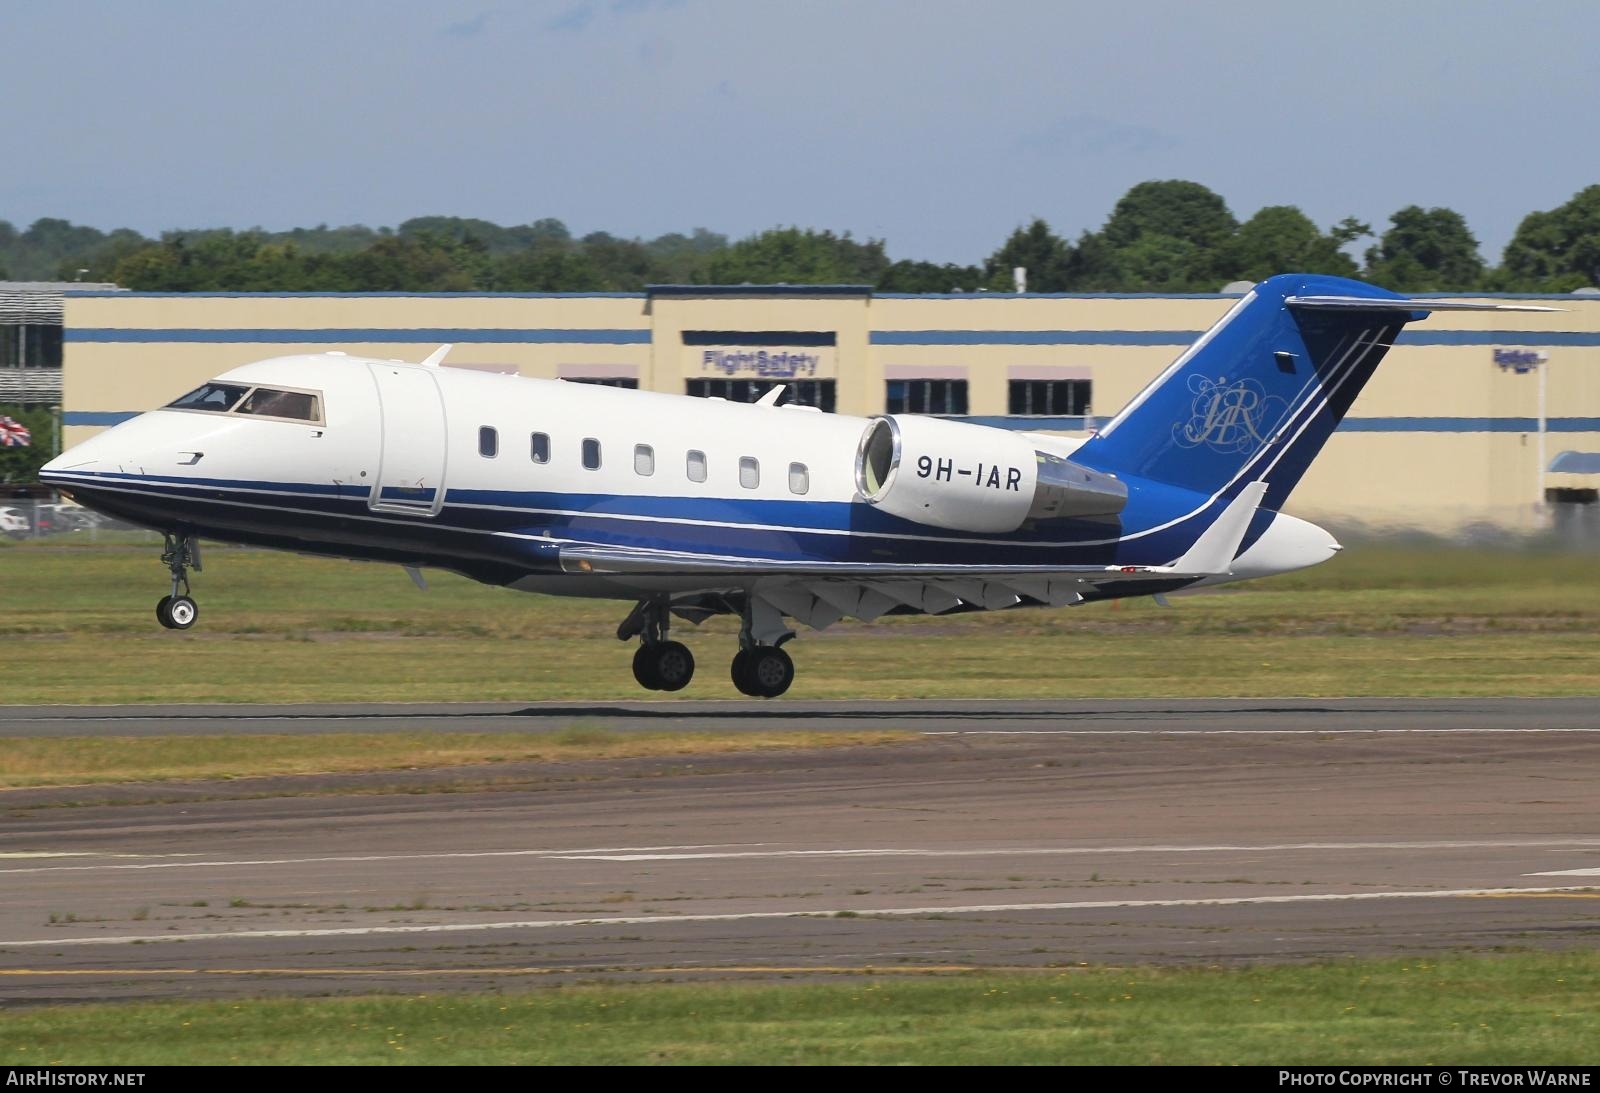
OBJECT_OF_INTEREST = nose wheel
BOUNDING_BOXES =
[156,532,202,631]
[156,594,199,630]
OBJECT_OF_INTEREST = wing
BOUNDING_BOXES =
[555,484,1266,633]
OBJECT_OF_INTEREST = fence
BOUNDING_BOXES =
[0,498,160,544]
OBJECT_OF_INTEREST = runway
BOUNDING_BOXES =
[1,698,1598,1004]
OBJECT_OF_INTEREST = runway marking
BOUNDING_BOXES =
[1524,867,1600,877]
[923,728,1600,736]
[5,838,1598,875]
[0,844,742,875]
[2,886,1594,948]
[550,838,1600,862]
[0,964,998,978]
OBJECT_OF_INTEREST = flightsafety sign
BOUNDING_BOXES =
[695,346,835,379]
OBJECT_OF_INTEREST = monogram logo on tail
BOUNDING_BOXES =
[1173,376,1288,455]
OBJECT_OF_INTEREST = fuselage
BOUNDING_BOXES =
[40,352,1338,597]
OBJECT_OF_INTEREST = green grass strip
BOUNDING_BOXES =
[1,953,1596,1065]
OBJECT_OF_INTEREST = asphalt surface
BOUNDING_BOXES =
[1,698,1598,1004]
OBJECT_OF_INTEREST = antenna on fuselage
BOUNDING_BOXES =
[419,344,453,368]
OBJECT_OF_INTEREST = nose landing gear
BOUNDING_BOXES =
[156,533,201,631]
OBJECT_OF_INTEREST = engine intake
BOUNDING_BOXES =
[855,415,1126,533]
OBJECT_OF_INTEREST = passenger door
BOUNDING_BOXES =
[367,363,448,517]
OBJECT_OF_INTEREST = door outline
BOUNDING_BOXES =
[367,363,449,518]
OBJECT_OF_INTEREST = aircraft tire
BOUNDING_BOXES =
[651,641,695,692]
[632,644,663,690]
[166,595,199,630]
[745,646,794,699]
[155,595,176,629]
[730,649,761,696]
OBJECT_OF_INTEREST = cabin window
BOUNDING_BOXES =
[686,450,707,483]
[531,432,550,463]
[634,444,655,476]
[166,382,250,413]
[788,462,810,495]
[582,437,602,470]
[478,426,498,458]
[235,387,323,423]
[739,456,760,490]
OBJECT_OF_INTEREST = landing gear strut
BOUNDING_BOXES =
[156,532,201,630]
[731,596,795,698]
[620,597,695,692]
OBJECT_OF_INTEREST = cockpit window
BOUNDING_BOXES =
[165,382,323,424]
[236,388,321,422]
[167,383,250,413]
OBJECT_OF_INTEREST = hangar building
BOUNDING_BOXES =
[46,283,1600,534]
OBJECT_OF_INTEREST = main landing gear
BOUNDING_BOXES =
[619,597,696,692]
[155,532,201,631]
[616,594,796,697]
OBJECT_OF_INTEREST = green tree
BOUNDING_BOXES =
[1086,180,1240,290]
[983,219,1071,291]
[1500,185,1600,291]
[876,260,986,293]
[1225,206,1364,281]
[1363,206,1484,291]
[698,227,889,285]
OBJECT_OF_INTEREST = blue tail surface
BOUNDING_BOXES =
[1072,273,1421,512]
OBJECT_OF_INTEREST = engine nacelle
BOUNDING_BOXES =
[854,415,1126,533]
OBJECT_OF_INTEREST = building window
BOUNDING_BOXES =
[685,378,836,413]
[634,444,655,476]
[788,462,810,495]
[886,379,968,415]
[478,426,498,458]
[1008,379,1092,416]
[565,377,639,389]
[739,456,760,489]
[582,437,602,470]
[531,432,550,463]
[686,450,707,483]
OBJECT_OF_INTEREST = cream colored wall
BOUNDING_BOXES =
[646,294,870,406]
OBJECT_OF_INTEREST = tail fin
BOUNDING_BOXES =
[1072,273,1554,511]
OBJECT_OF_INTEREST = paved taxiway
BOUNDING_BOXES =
[1,698,1597,1003]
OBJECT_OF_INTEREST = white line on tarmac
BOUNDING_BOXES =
[0,844,742,876]
[922,728,1600,735]
[1525,868,1600,877]
[3,838,1598,875]
[2,886,1594,949]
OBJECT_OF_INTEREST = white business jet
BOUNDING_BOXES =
[39,274,1550,696]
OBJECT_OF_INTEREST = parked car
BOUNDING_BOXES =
[0,506,29,539]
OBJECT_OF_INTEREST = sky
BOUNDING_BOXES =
[4,0,1597,267]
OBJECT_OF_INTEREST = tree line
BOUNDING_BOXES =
[4,180,1600,294]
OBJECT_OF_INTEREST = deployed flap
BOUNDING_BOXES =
[1162,481,1268,576]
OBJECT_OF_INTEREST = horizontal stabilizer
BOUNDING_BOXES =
[1286,296,1562,314]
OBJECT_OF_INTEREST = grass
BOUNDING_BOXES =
[0,953,1595,1064]
[0,729,913,789]
[0,541,1597,703]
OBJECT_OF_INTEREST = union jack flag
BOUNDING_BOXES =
[0,415,30,448]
